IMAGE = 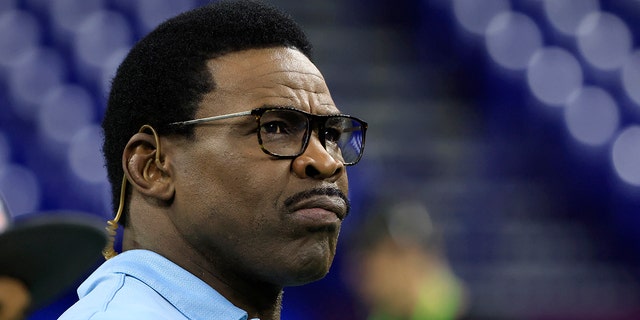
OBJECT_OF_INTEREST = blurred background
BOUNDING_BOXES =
[1,0,640,319]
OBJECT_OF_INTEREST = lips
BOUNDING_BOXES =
[284,187,350,216]
[289,196,348,221]
[283,189,349,232]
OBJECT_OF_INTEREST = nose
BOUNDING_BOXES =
[292,135,344,180]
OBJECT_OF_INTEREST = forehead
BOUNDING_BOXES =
[200,47,337,115]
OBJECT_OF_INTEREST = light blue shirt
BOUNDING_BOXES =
[58,249,251,320]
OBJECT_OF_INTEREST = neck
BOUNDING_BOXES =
[235,288,284,320]
[122,211,285,320]
[178,251,285,320]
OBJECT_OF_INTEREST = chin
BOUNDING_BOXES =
[279,252,335,286]
[270,233,339,286]
[284,267,331,287]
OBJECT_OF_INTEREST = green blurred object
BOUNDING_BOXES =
[368,268,465,320]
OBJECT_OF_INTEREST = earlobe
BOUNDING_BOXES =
[123,131,175,202]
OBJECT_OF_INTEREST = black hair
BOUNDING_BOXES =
[102,0,312,223]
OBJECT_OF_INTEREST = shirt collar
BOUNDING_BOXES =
[83,249,249,320]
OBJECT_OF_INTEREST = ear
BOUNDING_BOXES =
[122,131,175,202]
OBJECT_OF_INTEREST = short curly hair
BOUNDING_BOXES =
[102,0,312,223]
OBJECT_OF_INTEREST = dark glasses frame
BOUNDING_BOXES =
[169,107,368,166]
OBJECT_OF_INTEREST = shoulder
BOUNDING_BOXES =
[59,274,187,320]
[58,251,189,320]
[58,250,248,320]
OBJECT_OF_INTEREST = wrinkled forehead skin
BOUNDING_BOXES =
[200,46,339,118]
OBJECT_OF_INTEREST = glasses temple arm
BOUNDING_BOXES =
[169,110,253,126]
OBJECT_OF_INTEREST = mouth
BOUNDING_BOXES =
[285,188,350,230]
[291,196,347,219]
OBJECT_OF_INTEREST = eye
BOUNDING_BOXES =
[258,110,307,139]
[261,121,291,135]
[324,127,342,143]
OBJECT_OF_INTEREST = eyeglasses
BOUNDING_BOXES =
[169,107,368,165]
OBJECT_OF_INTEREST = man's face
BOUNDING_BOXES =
[165,47,349,286]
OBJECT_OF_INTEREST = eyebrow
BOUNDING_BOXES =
[259,104,344,116]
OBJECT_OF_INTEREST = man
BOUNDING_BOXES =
[59,1,367,319]
[0,195,107,320]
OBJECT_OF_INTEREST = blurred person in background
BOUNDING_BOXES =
[346,200,467,320]
[0,195,106,320]
[59,1,368,319]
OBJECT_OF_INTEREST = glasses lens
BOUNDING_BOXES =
[259,109,308,156]
[258,108,366,165]
[324,116,365,165]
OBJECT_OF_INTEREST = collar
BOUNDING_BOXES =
[80,249,249,320]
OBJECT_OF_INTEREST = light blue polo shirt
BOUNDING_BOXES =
[58,249,252,320]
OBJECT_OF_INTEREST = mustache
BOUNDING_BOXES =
[284,187,351,216]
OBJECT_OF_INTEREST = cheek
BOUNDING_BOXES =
[215,160,287,209]
[182,152,288,232]
[338,171,349,194]
[177,144,265,202]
